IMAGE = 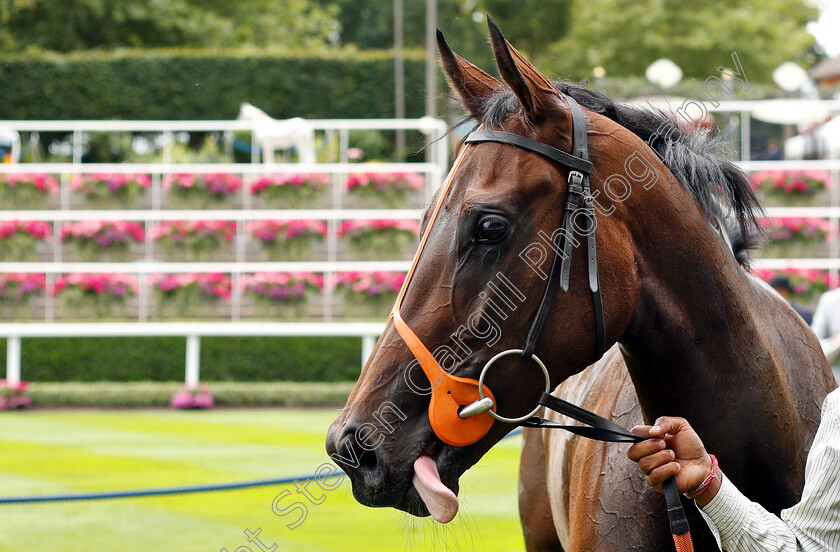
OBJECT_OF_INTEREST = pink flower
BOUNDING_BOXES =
[345,173,424,191]
[337,219,419,238]
[334,271,406,297]
[246,220,327,243]
[60,221,145,246]
[0,221,52,241]
[70,174,151,195]
[250,173,329,194]
[151,220,236,242]
[164,174,242,196]
[52,273,139,298]
[0,173,59,194]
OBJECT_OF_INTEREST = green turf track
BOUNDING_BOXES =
[0,409,526,551]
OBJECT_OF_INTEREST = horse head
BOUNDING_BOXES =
[326,16,732,523]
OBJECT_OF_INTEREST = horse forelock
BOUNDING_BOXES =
[461,81,764,269]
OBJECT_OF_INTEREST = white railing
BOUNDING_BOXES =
[0,321,386,389]
[0,118,448,384]
[3,106,840,386]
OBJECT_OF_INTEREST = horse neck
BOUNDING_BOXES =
[614,183,817,508]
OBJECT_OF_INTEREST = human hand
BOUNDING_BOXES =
[627,417,719,504]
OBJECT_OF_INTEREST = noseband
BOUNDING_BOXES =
[389,94,606,446]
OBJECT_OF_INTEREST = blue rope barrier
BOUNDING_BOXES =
[0,473,329,504]
[0,427,524,504]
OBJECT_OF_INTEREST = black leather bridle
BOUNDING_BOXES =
[460,94,693,549]
[465,94,607,360]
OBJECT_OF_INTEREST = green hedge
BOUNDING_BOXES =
[27,381,354,407]
[0,336,363,382]
[0,48,429,120]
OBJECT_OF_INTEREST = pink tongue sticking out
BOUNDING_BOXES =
[412,454,459,523]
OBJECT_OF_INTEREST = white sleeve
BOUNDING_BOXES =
[698,390,840,552]
[811,294,830,340]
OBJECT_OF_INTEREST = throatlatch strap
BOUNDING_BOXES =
[524,391,693,549]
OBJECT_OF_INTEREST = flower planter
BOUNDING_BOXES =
[250,173,329,209]
[0,381,32,410]
[0,221,51,262]
[152,221,236,262]
[70,173,151,209]
[61,221,145,262]
[0,273,46,320]
[164,173,242,209]
[241,272,323,320]
[345,172,424,208]
[54,273,138,320]
[247,220,327,261]
[170,386,215,409]
[338,219,419,260]
[335,272,404,320]
[752,171,830,207]
[0,174,59,209]
[152,273,231,319]
[758,217,829,259]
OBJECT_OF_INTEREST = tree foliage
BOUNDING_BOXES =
[0,0,339,53]
[543,0,820,83]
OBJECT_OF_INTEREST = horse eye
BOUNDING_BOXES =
[475,215,508,243]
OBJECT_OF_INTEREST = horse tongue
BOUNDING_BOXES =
[412,454,459,523]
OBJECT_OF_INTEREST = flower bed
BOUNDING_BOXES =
[164,173,242,208]
[346,172,423,208]
[250,173,329,208]
[151,273,231,318]
[151,220,236,261]
[170,385,215,409]
[758,217,830,258]
[241,272,323,319]
[53,273,138,319]
[338,219,419,260]
[70,173,151,208]
[751,171,830,206]
[334,271,405,319]
[247,220,327,261]
[0,221,51,262]
[61,220,145,262]
[0,173,59,209]
[0,273,46,320]
[0,380,32,410]
[753,268,830,306]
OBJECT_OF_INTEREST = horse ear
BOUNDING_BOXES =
[437,29,502,116]
[487,14,557,120]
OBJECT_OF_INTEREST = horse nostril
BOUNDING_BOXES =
[331,422,385,483]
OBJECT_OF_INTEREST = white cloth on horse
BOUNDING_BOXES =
[698,388,840,551]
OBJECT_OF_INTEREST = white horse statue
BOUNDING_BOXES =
[236,103,315,164]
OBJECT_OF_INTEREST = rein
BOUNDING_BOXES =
[389,95,693,551]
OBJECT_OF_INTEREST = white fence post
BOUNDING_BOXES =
[185,335,201,388]
[6,336,21,385]
[361,334,376,369]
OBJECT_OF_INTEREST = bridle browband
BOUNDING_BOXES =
[388,93,693,550]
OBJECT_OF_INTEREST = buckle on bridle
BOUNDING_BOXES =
[568,170,584,187]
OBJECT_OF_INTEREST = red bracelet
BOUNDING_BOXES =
[684,454,718,500]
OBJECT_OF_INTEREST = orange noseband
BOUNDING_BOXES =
[389,138,496,447]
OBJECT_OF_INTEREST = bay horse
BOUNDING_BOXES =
[326,17,837,551]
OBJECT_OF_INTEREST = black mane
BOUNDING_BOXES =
[473,81,763,267]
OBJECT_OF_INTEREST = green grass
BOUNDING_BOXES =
[0,409,525,552]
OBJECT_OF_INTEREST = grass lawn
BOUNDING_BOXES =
[0,409,526,552]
